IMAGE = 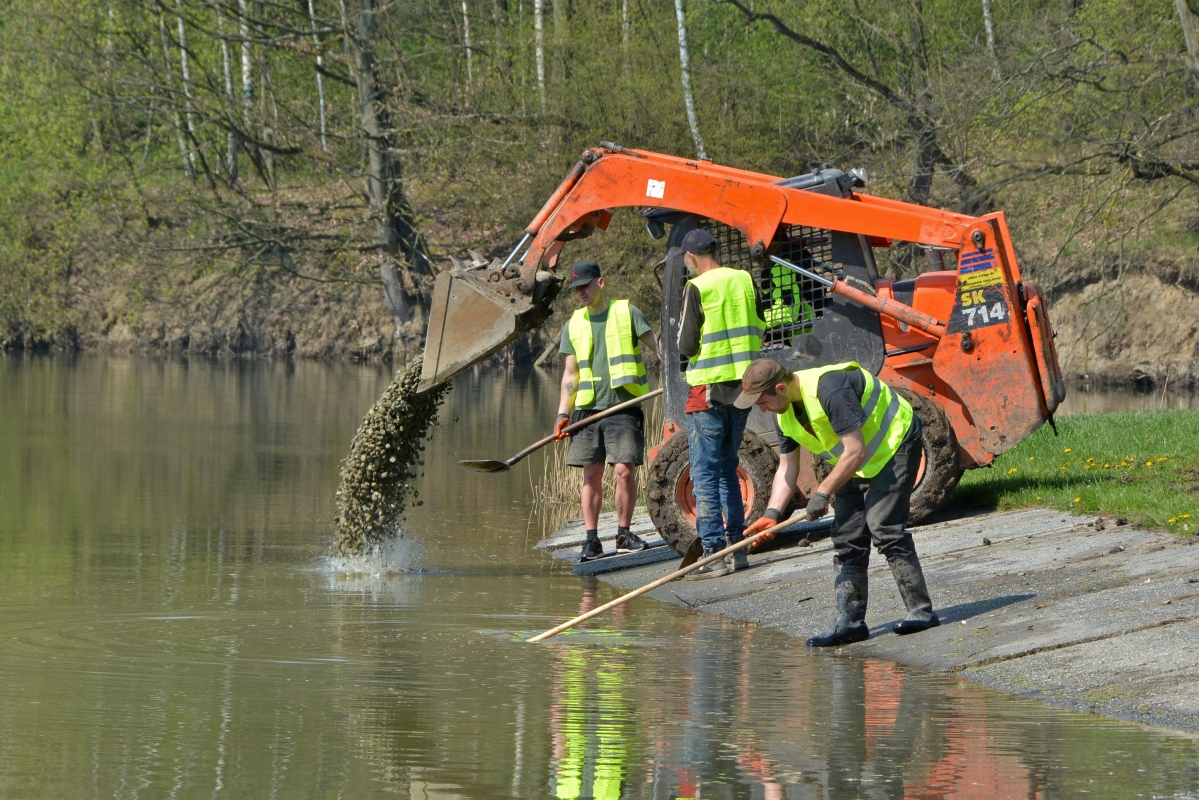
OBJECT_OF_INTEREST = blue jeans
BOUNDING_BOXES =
[686,405,750,552]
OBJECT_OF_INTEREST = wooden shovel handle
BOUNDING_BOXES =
[527,512,810,643]
[507,388,663,466]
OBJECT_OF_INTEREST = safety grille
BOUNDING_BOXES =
[698,221,830,350]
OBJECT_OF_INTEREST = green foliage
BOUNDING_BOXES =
[955,410,1199,535]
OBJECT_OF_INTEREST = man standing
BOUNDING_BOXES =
[673,229,767,580]
[555,261,662,562]
[736,358,939,646]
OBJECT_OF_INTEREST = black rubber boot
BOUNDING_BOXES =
[807,566,870,647]
[888,553,940,635]
[724,532,749,572]
[685,546,731,580]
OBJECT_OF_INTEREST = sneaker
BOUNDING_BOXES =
[685,549,731,581]
[615,532,650,553]
[577,538,604,562]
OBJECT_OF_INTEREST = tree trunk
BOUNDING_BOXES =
[1176,0,1199,89]
[673,0,706,160]
[174,1,198,173]
[551,0,565,91]
[622,0,632,125]
[308,0,328,151]
[353,0,428,354]
[534,0,545,111]
[462,0,474,95]
[982,0,999,79]
[158,10,193,178]
[215,5,237,179]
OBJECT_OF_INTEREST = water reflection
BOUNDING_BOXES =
[1,354,1197,799]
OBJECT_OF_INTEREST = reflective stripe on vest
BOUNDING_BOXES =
[567,299,647,407]
[775,362,914,479]
[685,267,766,386]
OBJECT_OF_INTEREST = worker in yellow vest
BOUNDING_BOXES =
[735,358,940,646]
[673,229,768,579]
[554,261,661,561]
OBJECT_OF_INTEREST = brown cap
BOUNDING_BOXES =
[734,358,791,408]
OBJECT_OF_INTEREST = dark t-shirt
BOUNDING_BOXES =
[560,303,653,410]
[776,370,907,454]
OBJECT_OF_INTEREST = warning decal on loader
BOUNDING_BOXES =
[948,250,1009,333]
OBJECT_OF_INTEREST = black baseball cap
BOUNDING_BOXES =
[568,260,602,288]
[667,228,717,258]
[734,358,792,408]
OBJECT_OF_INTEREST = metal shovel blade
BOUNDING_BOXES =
[458,459,511,474]
[419,267,561,394]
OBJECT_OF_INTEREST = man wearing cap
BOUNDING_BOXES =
[736,358,940,646]
[554,260,662,561]
[671,229,769,580]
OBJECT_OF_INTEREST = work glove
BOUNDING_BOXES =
[805,491,830,520]
[743,517,777,551]
[553,414,571,441]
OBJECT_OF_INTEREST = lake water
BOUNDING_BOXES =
[1,354,1196,799]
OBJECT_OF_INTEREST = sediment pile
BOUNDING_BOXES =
[334,356,451,555]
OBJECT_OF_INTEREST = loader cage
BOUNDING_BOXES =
[698,220,832,349]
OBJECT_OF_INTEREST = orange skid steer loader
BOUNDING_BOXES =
[420,143,1066,555]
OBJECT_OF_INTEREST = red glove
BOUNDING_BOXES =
[553,414,570,441]
[744,515,779,551]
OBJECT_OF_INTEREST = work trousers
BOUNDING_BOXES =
[831,417,924,570]
[686,404,750,552]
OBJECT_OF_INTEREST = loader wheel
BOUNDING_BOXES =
[809,389,961,525]
[646,429,778,556]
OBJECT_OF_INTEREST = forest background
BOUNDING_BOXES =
[3,0,1199,386]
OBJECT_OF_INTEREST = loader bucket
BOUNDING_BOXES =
[418,266,562,393]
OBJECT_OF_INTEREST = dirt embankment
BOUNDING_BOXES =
[1049,262,1199,390]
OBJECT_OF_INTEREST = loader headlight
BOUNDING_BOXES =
[645,219,666,240]
[848,168,868,188]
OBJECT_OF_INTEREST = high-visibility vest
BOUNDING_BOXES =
[685,267,766,386]
[763,263,816,331]
[776,362,914,479]
[567,299,647,407]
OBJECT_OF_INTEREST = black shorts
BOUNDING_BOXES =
[566,408,645,467]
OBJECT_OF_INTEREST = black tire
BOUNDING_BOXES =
[646,429,779,555]
[897,389,963,524]
[809,389,961,525]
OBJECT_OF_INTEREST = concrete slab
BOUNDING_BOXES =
[543,507,1199,732]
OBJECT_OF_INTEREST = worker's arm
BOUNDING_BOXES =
[765,449,799,517]
[639,330,662,361]
[676,283,703,366]
[555,355,580,438]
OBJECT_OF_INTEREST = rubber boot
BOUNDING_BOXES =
[686,546,731,581]
[888,553,940,635]
[724,532,749,573]
[806,566,870,647]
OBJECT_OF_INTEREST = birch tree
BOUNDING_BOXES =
[982,0,999,79]
[308,0,328,151]
[534,0,545,111]
[674,0,706,160]
[1176,0,1199,89]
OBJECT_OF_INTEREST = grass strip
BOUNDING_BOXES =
[952,410,1198,535]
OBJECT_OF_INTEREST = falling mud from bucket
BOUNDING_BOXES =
[334,356,451,556]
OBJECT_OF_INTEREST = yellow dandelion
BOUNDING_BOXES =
[1181,513,1192,519]
[1169,517,1177,524]
[1146,461,1154,467]
[1064,448,1072,453]
[1029,456,1035,461]
[1008,467,1018,474]
[1036,496,1042,501]
[1072,496,1081,503]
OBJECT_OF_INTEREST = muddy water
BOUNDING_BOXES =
[1,354,1196,799]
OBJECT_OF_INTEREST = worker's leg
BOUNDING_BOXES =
[717,405,751,540]
[685,408,729,553]
[612,462,636,527]
[863,422,939,634]
[808,477,872,647]
[580,462,605,530]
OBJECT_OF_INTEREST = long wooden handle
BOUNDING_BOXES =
[526,512,809,643]
[507,388,663,466]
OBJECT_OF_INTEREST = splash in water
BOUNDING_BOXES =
[334,356,450,556]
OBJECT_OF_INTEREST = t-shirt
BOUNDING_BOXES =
[677,276,770,411]
[559,302,653,410]
[776,370,884,453]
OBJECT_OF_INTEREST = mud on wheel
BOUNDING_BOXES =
[645,429,778,556]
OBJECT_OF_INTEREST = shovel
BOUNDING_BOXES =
[458,388,663,474]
